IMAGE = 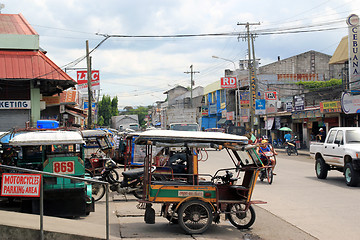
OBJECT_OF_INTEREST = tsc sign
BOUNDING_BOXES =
[221,77,237,88]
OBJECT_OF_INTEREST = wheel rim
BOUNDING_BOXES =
[316,162,321,176]
[345,167,352,183]
[229,204,252,226]
[181,203,210,232]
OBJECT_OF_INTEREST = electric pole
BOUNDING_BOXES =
[237,22,260,135]
[184,65,199,107]
[86,40,92,129]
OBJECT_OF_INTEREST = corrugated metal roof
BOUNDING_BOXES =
[0,50,74,81]
[329,36,348,65]
[0,14,38,35]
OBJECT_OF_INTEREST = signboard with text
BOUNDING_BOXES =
[0,100,31,109]
[77,70,100,91]
[1,174,41,197]
[265,91,277,100]
[221,77,237,88]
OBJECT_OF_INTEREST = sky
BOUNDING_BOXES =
[1,0,359,108]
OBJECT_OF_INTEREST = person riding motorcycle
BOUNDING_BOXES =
[256,139,277,167]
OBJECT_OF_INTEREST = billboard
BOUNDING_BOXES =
[221,77,237,88]
[77,70,100,91]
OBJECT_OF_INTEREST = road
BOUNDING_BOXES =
[197,150,360,240]
[113,150,360,240]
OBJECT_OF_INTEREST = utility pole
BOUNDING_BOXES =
[238,22,260,135]
[184,65,199,107]
[86,40,92,129]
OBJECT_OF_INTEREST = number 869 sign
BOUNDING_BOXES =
[53,161,75,174]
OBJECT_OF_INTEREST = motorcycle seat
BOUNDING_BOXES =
[122,167,144,178]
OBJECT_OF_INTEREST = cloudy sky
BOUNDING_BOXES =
[2,0,359,108]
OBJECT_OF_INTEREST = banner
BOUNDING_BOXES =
[255,99,266,115]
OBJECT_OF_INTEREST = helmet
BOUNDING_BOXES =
[261,139,268,144]
[319,128,323,131]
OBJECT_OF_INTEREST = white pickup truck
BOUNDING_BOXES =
[310,127,360,186]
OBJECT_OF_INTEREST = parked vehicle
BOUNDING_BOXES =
[169,123,200,131]
[310,127,360,186]
[91,159,150,201]
[7,131,94,217]
[134,130,268,234]
[80,129,115,175]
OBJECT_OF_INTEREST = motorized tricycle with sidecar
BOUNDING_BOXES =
[134,130,269,234]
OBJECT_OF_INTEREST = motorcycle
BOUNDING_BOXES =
[91,159,147,201]
[285,139,298,156]
[258,151,275,184]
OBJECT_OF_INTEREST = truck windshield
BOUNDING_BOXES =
[346,130,360,143]
[170,124,199,131]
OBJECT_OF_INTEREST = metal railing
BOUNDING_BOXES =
[0,164,110,240]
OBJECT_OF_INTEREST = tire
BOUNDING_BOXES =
[133,182,144,199]
[226,204,256,229]
[92,183,106,202]
[110,169,120,181]
[315,157,328,179]
[344,162,360,187]
[178,200,213,234]
[286,147,291,156]
[266,168,273,184]
[294,148,298,156]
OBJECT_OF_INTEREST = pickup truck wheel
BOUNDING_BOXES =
[315,157,328,179]
[344,163,360,187]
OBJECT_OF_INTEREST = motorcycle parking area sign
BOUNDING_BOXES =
[1,173,41,197]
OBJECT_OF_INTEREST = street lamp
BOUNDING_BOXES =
[212,56,237,70]
[212,55,240,126]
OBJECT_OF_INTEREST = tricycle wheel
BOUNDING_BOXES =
[226,204,255,229]
[315,157,328,179]
[178,200,213,234]
[344,162,360,187]
[266,168,273,184]
[92,183,105,202]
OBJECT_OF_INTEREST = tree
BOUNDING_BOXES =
[111,96,119,116]
[98,95,112,126]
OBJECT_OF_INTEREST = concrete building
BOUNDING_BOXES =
[0,14,76,131]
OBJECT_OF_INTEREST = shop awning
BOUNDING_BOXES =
[329,36,348,65]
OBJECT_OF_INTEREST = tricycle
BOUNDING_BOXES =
[134,130,269,234]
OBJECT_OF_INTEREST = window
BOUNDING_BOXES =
[346,129,360,143]
[220,89,226,104]
[326,130,336,144]
[334,131,343,145]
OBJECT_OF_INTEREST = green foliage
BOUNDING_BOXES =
[111,96,119,116]
[295,79,342,90]
[97,116,104,126]
[98,95,114,126]
[122,106,150,128]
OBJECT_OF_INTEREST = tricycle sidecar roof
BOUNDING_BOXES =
[9,131,85,146]
[134,130,248,146]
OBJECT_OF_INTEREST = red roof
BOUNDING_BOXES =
[0,50,75,81]
[0,14,38,35]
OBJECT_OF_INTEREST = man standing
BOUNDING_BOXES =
[317,128,326,142]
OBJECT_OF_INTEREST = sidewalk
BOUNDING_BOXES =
[275,148,310,156]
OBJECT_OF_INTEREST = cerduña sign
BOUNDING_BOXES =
[0,100,31,109]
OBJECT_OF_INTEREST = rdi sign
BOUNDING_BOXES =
[221,77,237,88]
